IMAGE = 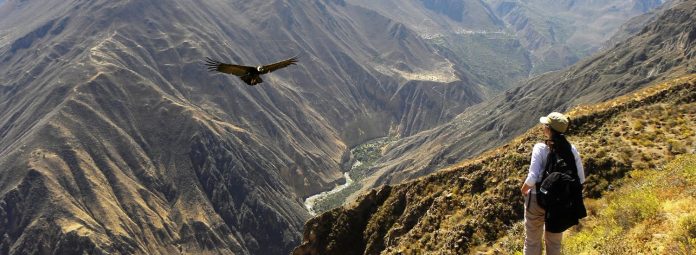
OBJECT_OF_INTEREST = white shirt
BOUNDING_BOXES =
[524,143,585,187]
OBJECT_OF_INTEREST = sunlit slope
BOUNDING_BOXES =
[294,75,696,254]
[562,154,696,254]
[490,154,696,254]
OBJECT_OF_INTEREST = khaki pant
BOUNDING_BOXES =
[524,193,562,255]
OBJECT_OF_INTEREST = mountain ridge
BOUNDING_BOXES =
[364,0,696,194]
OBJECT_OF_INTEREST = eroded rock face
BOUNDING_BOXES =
[293,186,395,255]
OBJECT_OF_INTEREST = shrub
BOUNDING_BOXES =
[672,213,696,254]
[630,109,645,118]
[617,147,633,164]
[595,148,607,158]
[638,139,654,147]
[563,224,625,255]
[631,120,644,131]
[497,221,524,254]
[604,190,660,230]
[632,161,649,170]
[681,213,696,238]
[669,140,688,155]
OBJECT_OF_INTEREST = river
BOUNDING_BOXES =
[303,171,354,216]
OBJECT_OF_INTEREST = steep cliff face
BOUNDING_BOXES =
[294,75,696,255]
[369,0,696,192]
[0,0,487,253]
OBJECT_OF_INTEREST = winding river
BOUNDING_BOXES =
[303,171,354,216]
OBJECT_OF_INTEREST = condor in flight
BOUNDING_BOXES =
[205,56,298,86]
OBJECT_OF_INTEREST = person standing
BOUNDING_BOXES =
[520,112,586,255]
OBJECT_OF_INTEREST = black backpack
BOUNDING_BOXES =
[536,152,578,209]
[536,151,586,233]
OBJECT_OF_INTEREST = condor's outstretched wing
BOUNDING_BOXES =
[205,58,255,76]
[260,57,298,74]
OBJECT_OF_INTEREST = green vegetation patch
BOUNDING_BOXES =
[311,137,395,213]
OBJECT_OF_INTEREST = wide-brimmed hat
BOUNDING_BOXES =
[540,112,569,133]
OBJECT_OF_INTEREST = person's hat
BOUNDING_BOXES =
[540,112,569,133]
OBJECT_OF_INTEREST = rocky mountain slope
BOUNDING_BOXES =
[349,0,665,89]
[294,74,696,254]
[605,0,685,49]
[368,0,696,192]
[300,0,667,215]
[0,0,491,254]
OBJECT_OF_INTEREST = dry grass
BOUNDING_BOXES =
[449,75,696,254]
[563,154,696,254]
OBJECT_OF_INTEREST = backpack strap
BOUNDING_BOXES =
[532,150,555,209]
[542,151,557,179]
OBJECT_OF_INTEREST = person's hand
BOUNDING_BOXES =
[520,183,532,196]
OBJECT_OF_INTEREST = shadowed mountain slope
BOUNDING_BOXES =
[294,74,696,255]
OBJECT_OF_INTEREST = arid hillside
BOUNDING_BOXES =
[294,74,696,254]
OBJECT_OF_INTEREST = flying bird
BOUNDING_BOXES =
[205,56,298,86]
